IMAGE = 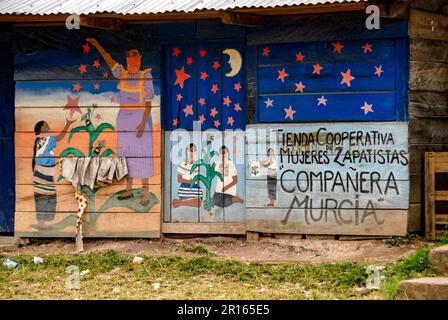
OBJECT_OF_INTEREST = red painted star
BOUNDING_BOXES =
[362,43,373,53]
[361,101,373,115]
[94,83,100,90]
[102,72,109,79]
[295,81,306,93]
[223,96,232,107]
[199,114,205,124]
[262,47,270,57]
[296,51,305,62]
[172,47,181,57]
[95,113,103,121]
[173,118,179,127]
[214,119,220,128]
[183,104,194,117]
[312,64,324,75]
[199,49,207,57]
[82,43,91,54]
[374,65,383,77]
[110,95,116,103]
[72,82,82,92]
[198,97,206,106]
[212,61,221,70]
[340,68,355,87]
[332,41,344,54]
[264,98,274,108]
[210,107,218,118]
[227,116,235,126]
[176,93,183,101]
[284,106,296,120]
[234,82,242,92]
[64,95,82,116]
[211,84,219,94]
[93,60,101,68]
[78,64,87,74]
[200,71,209,81]
[234,103,242,112]
[186,56,193,65]
[174,66,191,89]
[277,68,289,83]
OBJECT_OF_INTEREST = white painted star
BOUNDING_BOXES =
[317,96,327,106]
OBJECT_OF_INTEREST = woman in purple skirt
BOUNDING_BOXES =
[87,38,155,206]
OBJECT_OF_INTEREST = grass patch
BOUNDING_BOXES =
[0,247,439,300]
[379,246,436,299]
[183,245,210,255]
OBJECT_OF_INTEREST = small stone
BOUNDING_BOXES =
[400,277,448,300]
[152,282,160,290]
[33,256,44,264]
[80,270,90,277]
[112,287,120,293]
[133,256,144,265]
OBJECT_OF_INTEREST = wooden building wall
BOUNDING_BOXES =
[408,0,448,233]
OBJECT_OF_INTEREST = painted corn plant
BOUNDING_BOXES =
[190,140,223,211]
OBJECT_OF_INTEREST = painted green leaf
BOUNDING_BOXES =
[191,174,210,190]
[90,123,114,143]
[100,149,115,157]
[59,147,85,157]
[97,188,159,213]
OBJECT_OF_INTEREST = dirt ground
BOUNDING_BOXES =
[5,236,426,264]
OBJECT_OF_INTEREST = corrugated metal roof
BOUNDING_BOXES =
[0,0,366,15]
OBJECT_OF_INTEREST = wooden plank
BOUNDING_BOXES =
[246,208,408,236]
[409,91,448,118]
[16,184,161,213]
[409,61,448,92]
[246,179,409,209]
[435,214,448,224]
[435,162,448,173]
[15,132,161,158]
[425,152,436,240]
[410,118,448,144]
[409,203,423,233]
[161,223,246,235]
[15,211,161,238]
[246,231,260,242]
[15,107,161,132]
[410,0,448,13]
[410,39,448,63]
[409,8,448,41]
[257,93,396,122]
[410,173,423,204]
[435,191,448,200]
[409,145,448,174]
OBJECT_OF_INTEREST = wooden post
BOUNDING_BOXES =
[425,152,436,240]
[246,231,259,242]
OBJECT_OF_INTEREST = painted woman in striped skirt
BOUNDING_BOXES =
[172,143,203,208]
[32,119,74,228]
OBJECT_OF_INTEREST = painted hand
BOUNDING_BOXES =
[136,121,146,138]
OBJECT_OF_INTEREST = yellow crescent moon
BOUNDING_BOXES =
[223,48,242,77]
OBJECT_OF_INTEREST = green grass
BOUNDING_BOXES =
[0,247,440,300]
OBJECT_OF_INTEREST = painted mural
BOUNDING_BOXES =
[246,123,409,236]
[163,43,247,223]
[15,36,162,237]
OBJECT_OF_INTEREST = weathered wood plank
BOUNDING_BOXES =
[16,184,161,213]
[410,144,448,174]
[15,211,161,238]
[410,173,423,204]
[436,214,448,224]
[409,8,448,41]
[425,152,436,239]
[15,157,162,185]
[15,107,161,132]
[409,61,448,92]
[246,179,409,209]
[409,203,423,233]
[409,118,448,144]
[409,91,448,118]
[410,39,448,63]
[246,208,408,236]
[161,223,246,235]
[15,132,161,158]
[410,0,448,13]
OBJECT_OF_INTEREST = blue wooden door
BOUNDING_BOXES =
[0,28,15,234]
